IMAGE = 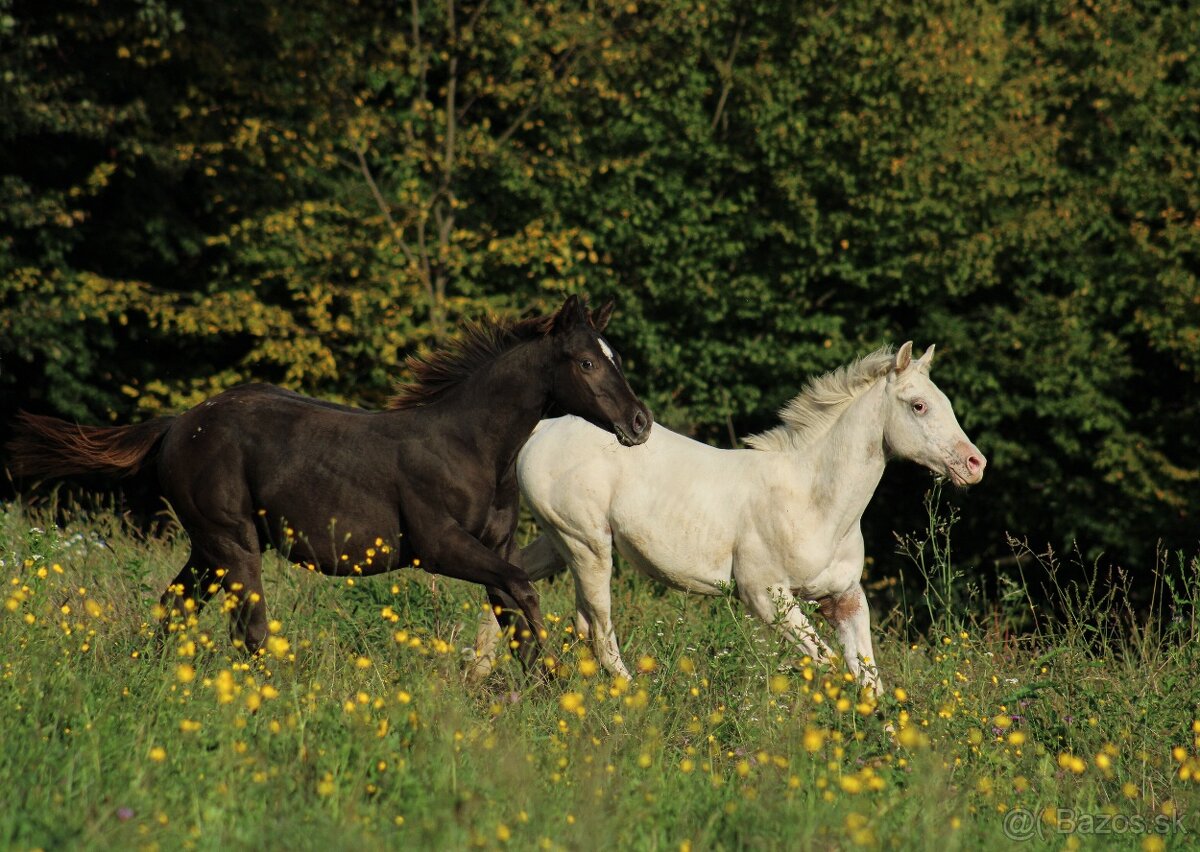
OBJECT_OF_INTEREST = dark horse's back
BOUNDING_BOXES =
[157,383,419,574]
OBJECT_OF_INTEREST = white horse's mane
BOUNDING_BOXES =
[745,346,895,452]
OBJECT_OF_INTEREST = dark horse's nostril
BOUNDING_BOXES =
[631,411,647,435]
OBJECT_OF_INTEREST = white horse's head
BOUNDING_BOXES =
[882,342,986,486]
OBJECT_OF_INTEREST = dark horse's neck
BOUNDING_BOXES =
[405,337,554,476]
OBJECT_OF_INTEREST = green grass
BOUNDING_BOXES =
[1,501,1198,851]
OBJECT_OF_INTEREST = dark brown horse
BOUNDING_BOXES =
[7,295,652,668]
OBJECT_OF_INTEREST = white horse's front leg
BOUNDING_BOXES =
[819,583,882,695]
[491,527,631,680]
[570,548,632,680]
[740,584,836,666]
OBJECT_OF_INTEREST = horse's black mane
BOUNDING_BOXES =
[387,313,555,410]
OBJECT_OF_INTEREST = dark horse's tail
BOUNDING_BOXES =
[7,412,174,480]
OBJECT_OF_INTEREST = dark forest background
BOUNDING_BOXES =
[2,0,1197,601]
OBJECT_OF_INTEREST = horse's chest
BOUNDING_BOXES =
[747,518,860,597]
[773,546,836,586]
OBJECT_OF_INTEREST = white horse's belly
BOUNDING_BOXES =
[604,441,742,594]
[612,527,731,594]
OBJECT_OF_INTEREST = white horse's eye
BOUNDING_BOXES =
[912,400,927,415]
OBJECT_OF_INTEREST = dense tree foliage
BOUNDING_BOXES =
[2,0,1197,573]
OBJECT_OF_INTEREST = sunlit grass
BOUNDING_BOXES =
[1,503,1198,849]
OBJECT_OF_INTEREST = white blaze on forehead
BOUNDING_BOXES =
[598,337,617,366]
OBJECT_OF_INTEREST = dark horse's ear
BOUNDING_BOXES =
[553,294,589,333]
[591,300,615,332]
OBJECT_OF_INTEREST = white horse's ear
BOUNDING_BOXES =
[894,341,914,374]
[916,344,935,372]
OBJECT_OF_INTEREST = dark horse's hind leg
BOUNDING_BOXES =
[214,542,269,653]
[159,536,268,653]
[158,551,221,642]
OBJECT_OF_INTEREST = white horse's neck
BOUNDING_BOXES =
[795,378,890,538]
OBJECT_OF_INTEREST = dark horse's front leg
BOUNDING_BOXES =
[484,537,554,673]
[483,584,543,671]
[408,516,548,671]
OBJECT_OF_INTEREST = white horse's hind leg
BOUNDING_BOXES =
[819,583,882,695]
[466,603,505,682]
[466,535,568,681]
[740,584,835,665]
[573,609,592,641]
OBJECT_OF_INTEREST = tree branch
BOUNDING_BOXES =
[495,46,579,147]
[443,0,458,188]
[352,141,435,325]
[410,0,427,106]
[710,19,744,132]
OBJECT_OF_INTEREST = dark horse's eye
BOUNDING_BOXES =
[579,359,594,371]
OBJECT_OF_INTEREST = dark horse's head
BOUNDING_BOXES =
[549,295,652,446]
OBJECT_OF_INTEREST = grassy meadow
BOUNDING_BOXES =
[2,498,1198,851]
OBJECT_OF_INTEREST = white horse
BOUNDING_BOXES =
[470,343,985,691]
